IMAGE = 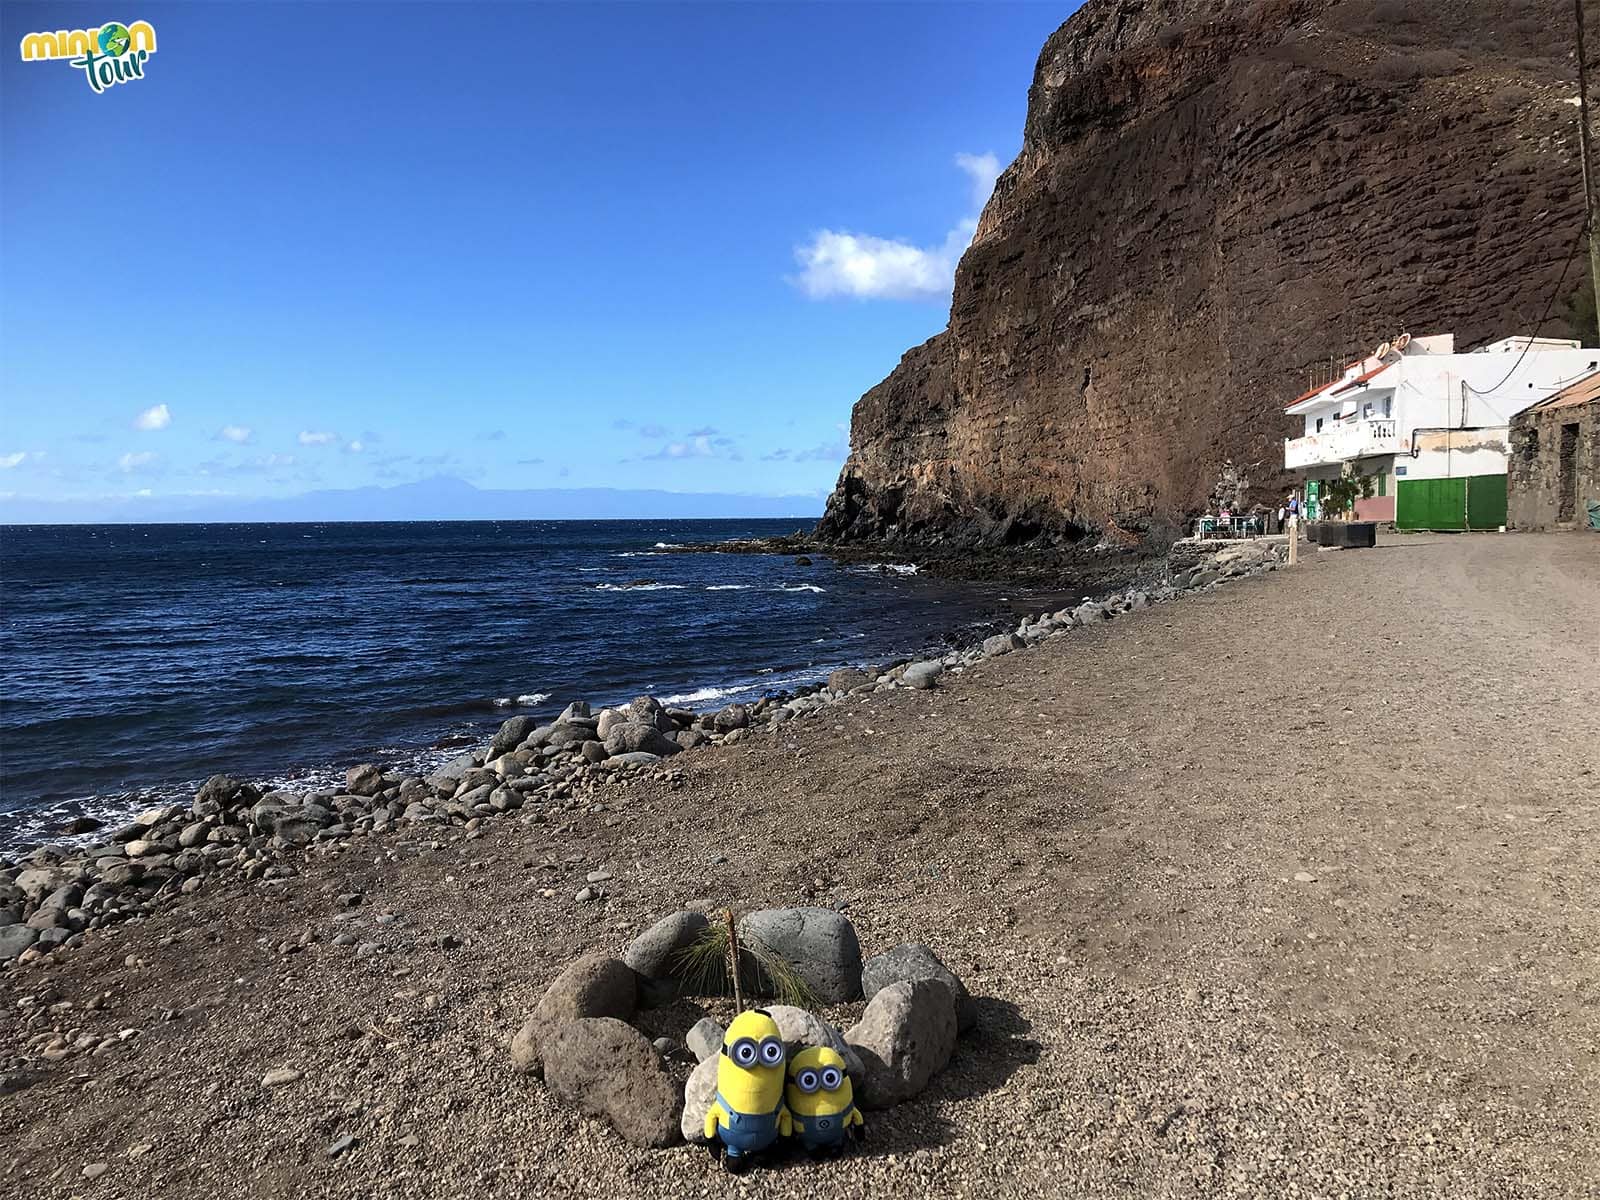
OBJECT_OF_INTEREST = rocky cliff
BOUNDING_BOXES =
[819,0,1590,546]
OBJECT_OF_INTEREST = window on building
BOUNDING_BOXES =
[1315,417,1324,432]
[1378,472,1386,497]
[1383,396,1393,418]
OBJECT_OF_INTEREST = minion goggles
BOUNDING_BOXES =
[791,1064,845,1093]
[724,1036,786,1068]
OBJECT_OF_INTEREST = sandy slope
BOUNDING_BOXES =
[2,532,1596,1198]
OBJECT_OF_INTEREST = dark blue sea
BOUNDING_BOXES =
[0,520,1090,847]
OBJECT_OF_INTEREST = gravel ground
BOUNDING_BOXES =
[2,532,1596,1199]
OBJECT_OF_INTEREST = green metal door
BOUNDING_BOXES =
[1396,477,1466,530]
[1465,474,1507,529]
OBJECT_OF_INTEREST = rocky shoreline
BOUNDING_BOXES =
[0,537,1287,968]
[663,531,1159,587]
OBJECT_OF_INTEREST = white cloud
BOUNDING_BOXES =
[118,451,157,472]
[345,440,364,453]
[791,152,1002,302]
[217,425,252,444]
[0,452,24,469]
[954,151,1001,209]
[134,403,172,431]
[298,430,338,446]
[644,435,717,460]
[257,453,296,468]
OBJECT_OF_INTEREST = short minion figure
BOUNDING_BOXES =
[704,1009,791,1171]
[784,1047,863,1154]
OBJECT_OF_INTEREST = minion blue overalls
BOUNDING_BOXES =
[791,1108,852,1151]
[712,1093,784,1159]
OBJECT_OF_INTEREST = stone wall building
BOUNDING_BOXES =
[1508,374,1600,531]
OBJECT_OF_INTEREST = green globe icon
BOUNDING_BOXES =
[98,22,131,56]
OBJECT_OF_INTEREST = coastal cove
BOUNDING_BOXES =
[0,520,1137,848]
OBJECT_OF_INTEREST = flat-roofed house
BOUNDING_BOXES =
[1284,333,1599,530]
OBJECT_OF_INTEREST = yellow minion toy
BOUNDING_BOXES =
[704,1009,791,1171]
[784,1046,864,1154]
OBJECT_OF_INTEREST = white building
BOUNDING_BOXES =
[1283,333,1599,528]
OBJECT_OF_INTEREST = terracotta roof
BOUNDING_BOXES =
[1519,369,1600,414]
[1284,357,1383,412]
[1331,363,1392,394]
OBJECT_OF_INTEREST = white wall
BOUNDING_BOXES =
[1393,348,1598,435]
[1395,428,1510,482]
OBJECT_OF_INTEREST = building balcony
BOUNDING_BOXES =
[1285,419,1400,470]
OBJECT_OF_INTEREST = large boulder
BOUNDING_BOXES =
[490,715,539,757]
[901,660,943,690]
[509,953,637,1074]
[712,703,750,732]
[14,868,66,904]
[192,774,255,818]
[425,752,478,791]
[557,700,592,724]
[344,763,385,797]
[982,633,1024,657]
[603,722,681,758]
[845,979,957,1109]
[544,724,594,750]
[625,695,675,733]
[737,908,862,1003]
[861,943,977,1032]
[680,1054,719,1142]
[623,910,709,980]
[763,1005,865,1079]
[541,1018,679,1148]
[827,667,871,693]
[0,924,39,962]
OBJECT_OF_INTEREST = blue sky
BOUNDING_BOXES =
[1,1,1073,515]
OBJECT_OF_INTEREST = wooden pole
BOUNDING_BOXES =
[724,909,744,1013]
[1575,0,1600,343]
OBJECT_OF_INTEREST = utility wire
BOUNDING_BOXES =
[1465,220,1588,396]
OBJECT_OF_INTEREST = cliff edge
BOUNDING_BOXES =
[819,0,1588,546]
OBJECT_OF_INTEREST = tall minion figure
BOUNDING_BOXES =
[704,1009,790,1171]
[785,1047,864,1154]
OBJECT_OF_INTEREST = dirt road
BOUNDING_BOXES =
[3,532,1596,1198]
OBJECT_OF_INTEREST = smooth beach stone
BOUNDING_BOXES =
[861,943,977,1032]
[685,1017,724,1063]
[622,910,709,980]
[679,1054,719,1142]
[763,1005,864,1079]
[845,979,957,1109]
[737,907,862,1003]
[509,952,636,1074]
[602,722,679,758]
[0,924,39,961]
[541,1018,679,1148]
[901,660,943,690]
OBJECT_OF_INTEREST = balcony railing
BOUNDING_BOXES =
[1285,418,1402,470]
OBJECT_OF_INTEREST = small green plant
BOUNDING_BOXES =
[1322,469,1375,518]
[670,918,821,1009]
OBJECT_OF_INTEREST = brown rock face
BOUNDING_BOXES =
[819,0,1590,546]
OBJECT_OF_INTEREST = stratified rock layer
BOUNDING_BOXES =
[819,0,1587,546]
